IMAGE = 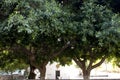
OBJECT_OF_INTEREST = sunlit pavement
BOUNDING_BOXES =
[35,62,120,79]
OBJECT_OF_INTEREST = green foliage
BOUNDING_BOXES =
[0,50,28,73]
[0,0,74,71]
[75,0,120,53]
[61,0,120,67]
[109,43,120,67]
[0,0,120,75]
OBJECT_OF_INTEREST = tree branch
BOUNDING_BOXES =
[73,57,83,69]
[49,43,70,60]
[87,51,94,71]
[87,59,94,71]
[11,44,39,68]
[0,48,5,52]
[11,44,32,55]
[91,55,106,69]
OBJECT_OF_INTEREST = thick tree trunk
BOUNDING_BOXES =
[28,64,36,79]
[73,54,106,80]
[39,65,46,80]
[82,69,91,80]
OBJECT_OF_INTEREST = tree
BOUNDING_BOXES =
[0,0,73,79]
[61,0,120,80]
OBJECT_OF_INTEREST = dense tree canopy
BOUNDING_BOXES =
[58,0,120,80]
[0,0,120,80]
[0,0,75,79]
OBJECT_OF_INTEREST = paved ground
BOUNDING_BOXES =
[35,62,120,79]
[0,61,120,79]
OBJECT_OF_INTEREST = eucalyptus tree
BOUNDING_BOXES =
[0,0,74,79]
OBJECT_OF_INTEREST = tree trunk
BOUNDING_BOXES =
[82,69,91,80]
[28,64,36,79]
[73,54,106,80]
[39,65,46,80]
